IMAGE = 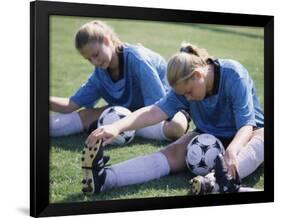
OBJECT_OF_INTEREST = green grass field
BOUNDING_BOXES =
[50,16,264,203]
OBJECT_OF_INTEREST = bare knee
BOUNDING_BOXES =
[161,132,199,173]
[163,112,188,140]
[161,143,187,173]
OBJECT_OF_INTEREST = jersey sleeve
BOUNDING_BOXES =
[70,72,101,108]
[135,57,167,106]
[229,77,256,130]
[155,90,188,119]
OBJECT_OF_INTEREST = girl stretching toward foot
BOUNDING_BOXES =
[83,42,264,194]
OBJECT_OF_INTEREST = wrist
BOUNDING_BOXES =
[115,122,126,134]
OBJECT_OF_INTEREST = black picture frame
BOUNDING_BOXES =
[30,0,274,217]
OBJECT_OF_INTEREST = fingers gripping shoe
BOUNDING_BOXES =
[190,173,217,195]
[214,154,241,193]
[81,140,109,194]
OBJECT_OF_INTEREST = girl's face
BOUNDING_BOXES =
[79,38,113,69]
[173,71,207,101]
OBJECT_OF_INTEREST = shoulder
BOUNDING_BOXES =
[166,90,187,103]
[156,89,185,106]
[123,43,164,63]
[218,59,249,80]
[88,67,106,82]
[218,59,253,96]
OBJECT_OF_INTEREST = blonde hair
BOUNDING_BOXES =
[75,20,122,50]
[167,42,211,87]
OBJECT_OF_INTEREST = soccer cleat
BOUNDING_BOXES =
[81,140,109,194]
[214,154,241,193]
[190,173,217,195]
[190,154,257,195]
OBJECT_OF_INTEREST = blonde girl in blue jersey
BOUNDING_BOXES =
[50,20,189,141]
[85,42,264,194]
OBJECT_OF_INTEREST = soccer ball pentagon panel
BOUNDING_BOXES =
[186,133,225,176]
[98,106,135,146]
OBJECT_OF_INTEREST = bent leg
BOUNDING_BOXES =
[135,121,168,140]
[163,110,190,140]
[50,112,83,137]
[50,106,107,137]
[190,128,264,194]
[236,128,264,179]
[78,106,108,131]
[135,111,190,141]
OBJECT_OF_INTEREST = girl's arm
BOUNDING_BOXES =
[50,96,80,113]
[225,70,257,177]
[86,105,168,146]
[224,125,253,178]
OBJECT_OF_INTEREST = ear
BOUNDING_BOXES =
[193,71,202,80]
[102,35,110,46]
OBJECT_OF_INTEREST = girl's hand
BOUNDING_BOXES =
[85,124,120,147]
[224,148,238,179]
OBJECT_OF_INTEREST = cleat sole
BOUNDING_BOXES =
[190,176,204,195]
[81,140,102,194]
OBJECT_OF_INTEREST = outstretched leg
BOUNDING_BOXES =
[83,132,198,194]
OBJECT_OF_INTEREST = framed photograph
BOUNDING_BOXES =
[30,0,274,217]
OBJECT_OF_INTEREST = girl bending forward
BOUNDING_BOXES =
[84,42,264,194]
[50,20,189,142]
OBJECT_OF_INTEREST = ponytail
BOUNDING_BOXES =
[167,42,211,86]
[179,42,210,64]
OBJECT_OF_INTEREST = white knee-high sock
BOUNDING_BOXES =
[50,112,84,137]
[102,152,170,191]
[236,136,264,179]
[135,121,169,141]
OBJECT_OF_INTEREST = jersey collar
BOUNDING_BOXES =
[205,58,220,98]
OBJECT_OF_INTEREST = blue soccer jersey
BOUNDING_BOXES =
[70,44,169,111]
[156,59,264,138]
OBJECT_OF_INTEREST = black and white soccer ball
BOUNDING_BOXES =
[186,133,225,176]
[98,106,135,146]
